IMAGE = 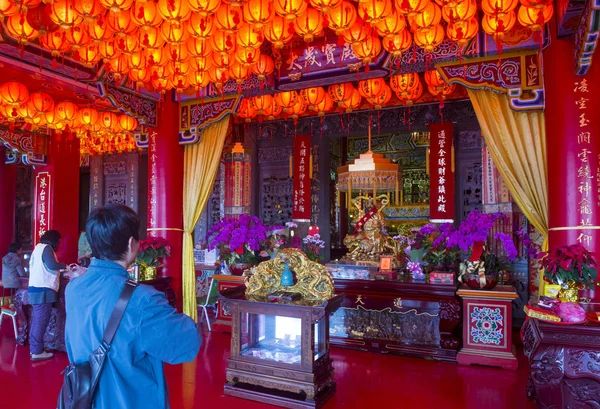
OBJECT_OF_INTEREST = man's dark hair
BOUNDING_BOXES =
[40,230,61,250]
[8,242,21,253]
[86,204,140,261]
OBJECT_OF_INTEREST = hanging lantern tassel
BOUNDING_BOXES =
[395,175,399,206]
[309,154,313,178]
[426,147,430,175]
[289,155,293,178]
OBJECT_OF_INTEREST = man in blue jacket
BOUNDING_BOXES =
[65,204,200,409]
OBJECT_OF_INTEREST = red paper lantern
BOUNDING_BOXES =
[188,37,212,58]
[374,10,407,36]
[396,80,423,105]
[119,114,138,132]
[251,54,275,80]
[382,30,412,57]
[73,0,105,22]
[446,16,478,46]
[0,0,18,18]
[301,87,326,110]
[328,83,355,107]
[358,78,385,99]
[251,94,273,115]
[87,20,115,43]
[413,23,445,53]
[77,107,100,128]
[343,20,373,44]
[395,0,430,16]
[517,4,553,31]
[48,0,84,29]
[442,0,477,23]
[26,4,59,35]
[264,15,293,48]
[214,3,243,33]
[100,0,134,13]
[274,91,299,113]
[326,1,357,35]
[294,7,324,43]
[157,0,191,25]
[188,14,215,38]
[188,0,221,16]
[106,9,137,37]
[482,11,517,39]
[237,22,263,50]
[243,0,275,29]
[481,0,519,16]
[310,0,342,13]
[390,72,420,97]
[314,93,333,116]
[410,2,442,31]
[139,26,166,49]
[130,0,162,29]
[358,0,393,24]
[340,88,361,113]
[75,44,102,67]
[5,14,39,45]
[352,33,381,65]
[273,0,307,20]
[237,98,258,122]
[28,92,54,115]
[161,21,191,44]
[367,83,391,109]
[235,46,261,66]
[210,29,237,55]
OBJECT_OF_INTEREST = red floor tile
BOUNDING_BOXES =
[0,323,536,409]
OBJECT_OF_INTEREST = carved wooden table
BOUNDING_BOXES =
[212,275,245,332]
[521,317,600,408]
[456,285,518,370]
[330,277,461,362]
[222,287,343,409]
[14,276,176,352]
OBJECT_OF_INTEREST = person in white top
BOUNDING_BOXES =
[28,230,66,361]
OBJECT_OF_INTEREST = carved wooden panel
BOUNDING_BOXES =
[261,176,293,226]
[15,165,33,249]
[106,182,127,205]
[402,169,429,204]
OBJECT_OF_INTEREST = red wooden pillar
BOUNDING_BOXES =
[147,99,184,310]
[32,136,80,263]
[0,148,16,254]
[545,37,600,298]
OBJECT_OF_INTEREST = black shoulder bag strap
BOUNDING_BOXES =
[89,280,138,394]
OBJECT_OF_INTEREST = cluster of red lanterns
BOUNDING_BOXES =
[236,69,453,123]
[0,0,553,95]
[0,80,139,155]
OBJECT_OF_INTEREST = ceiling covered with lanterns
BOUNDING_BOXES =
[0,0,560,155]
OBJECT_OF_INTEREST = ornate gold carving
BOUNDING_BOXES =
[245,248,335,300]
[342,195,400,265]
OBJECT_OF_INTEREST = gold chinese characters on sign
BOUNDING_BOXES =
[245,248,335,301]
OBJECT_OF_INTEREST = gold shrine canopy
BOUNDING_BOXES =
[337,125,400,198]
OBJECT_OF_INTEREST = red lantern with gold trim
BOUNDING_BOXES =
[410,2,442,31]
[264,15,293,48]
[26,4,59,35]
[75,43,102,67]
[251,54,275,80]
[139,26,166,49]
[482,11,517,39]
[130,0,162,29]
[107,9,137,37]
[188,69,211,89]
[396,0,430,16]
[243,0,274,29]
[396,80,423,105]
[442,0,477,23]
[310,0,342,13]
[264,101,283,120]
[358,78,385,99]
[382,30,412,57]
[301,87,326,110]
[414,23,445,53]
[208,65,229,89]
[73,0,105,22]
[235,47,261,66]
[251,94,273,115]
[290,98,307,123]
[98,38,121,61]
[328,83,354,107]
[517,4,553,31]
[274,90,299,113]
[40,31,71,56]
[446,16,478,46]
[161,21,191,44]
[48,0,84,30]
[358,0,393,24]
[119,114,138,132]
[5,14,39,45]
[157,0,191,25]
[314,93,333,116]
[237,98,257,122]
[87,20,115,43]
[326,1,357,35]
[28,92,54,115]
[0,0,18,18]
[294,8,324,43]
[390,72,420,97]
[214,3,243,33]
[481,0,519,16]
[188,14,215,38]
[100,0,134,13]
[340,88,361,113]
[77,107,100,128]
[343,20,373,44]
[374,10,407,36]
[352,33,381,66]
[367,83,391,109]
[56,101,79,126]
[64,25,91,50]
[237,23,263,50]
[274,0,307,20]
[188,0,221,16]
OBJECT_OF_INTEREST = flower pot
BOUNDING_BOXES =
[465,273,498,290]
[230,263,254,276]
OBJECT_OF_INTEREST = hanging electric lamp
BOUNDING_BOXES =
[442,0,477,22]
[446,17,478,46]
[188,0,221,16]
[358,0,393,24]
[390,72,420,97]
[301,87,326,110]
[188,14,215,38]
[243,0,274,29]
[358,77,385,99]
[73,0,105,22]
[328,83,355,108]
[274,90,299,113]
[481,0,519,17]
[161,21,191,44]
[374,10,406,36]
[517,4,553,31]
[251,54,275,81]
[343,20,373,44]
[5,13,39,45]
[326,1,357,35]
[237,23,263,50]
[214,3,243,33]
[264,15,294,48]
[413,23,445,53]
[130,0,162,29]
[273,0,307,20]
[157,0,191,25]
[100,0,134,13]
[382,30,412,58]
[340,88,361,113]
[352,33,382,66]
[48,0,84,30]
[294,7,324,42]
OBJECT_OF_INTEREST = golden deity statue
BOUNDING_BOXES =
[342,194,399,265]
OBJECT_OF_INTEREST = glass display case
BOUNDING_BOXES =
[222,287,343,409]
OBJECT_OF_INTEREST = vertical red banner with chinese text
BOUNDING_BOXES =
[147,130,158,233]
[293,135,311,222]
[429,123,455,223]
[34,172,51,245]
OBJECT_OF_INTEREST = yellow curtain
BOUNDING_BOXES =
[467,89,548,292]
[182,116,230,321]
